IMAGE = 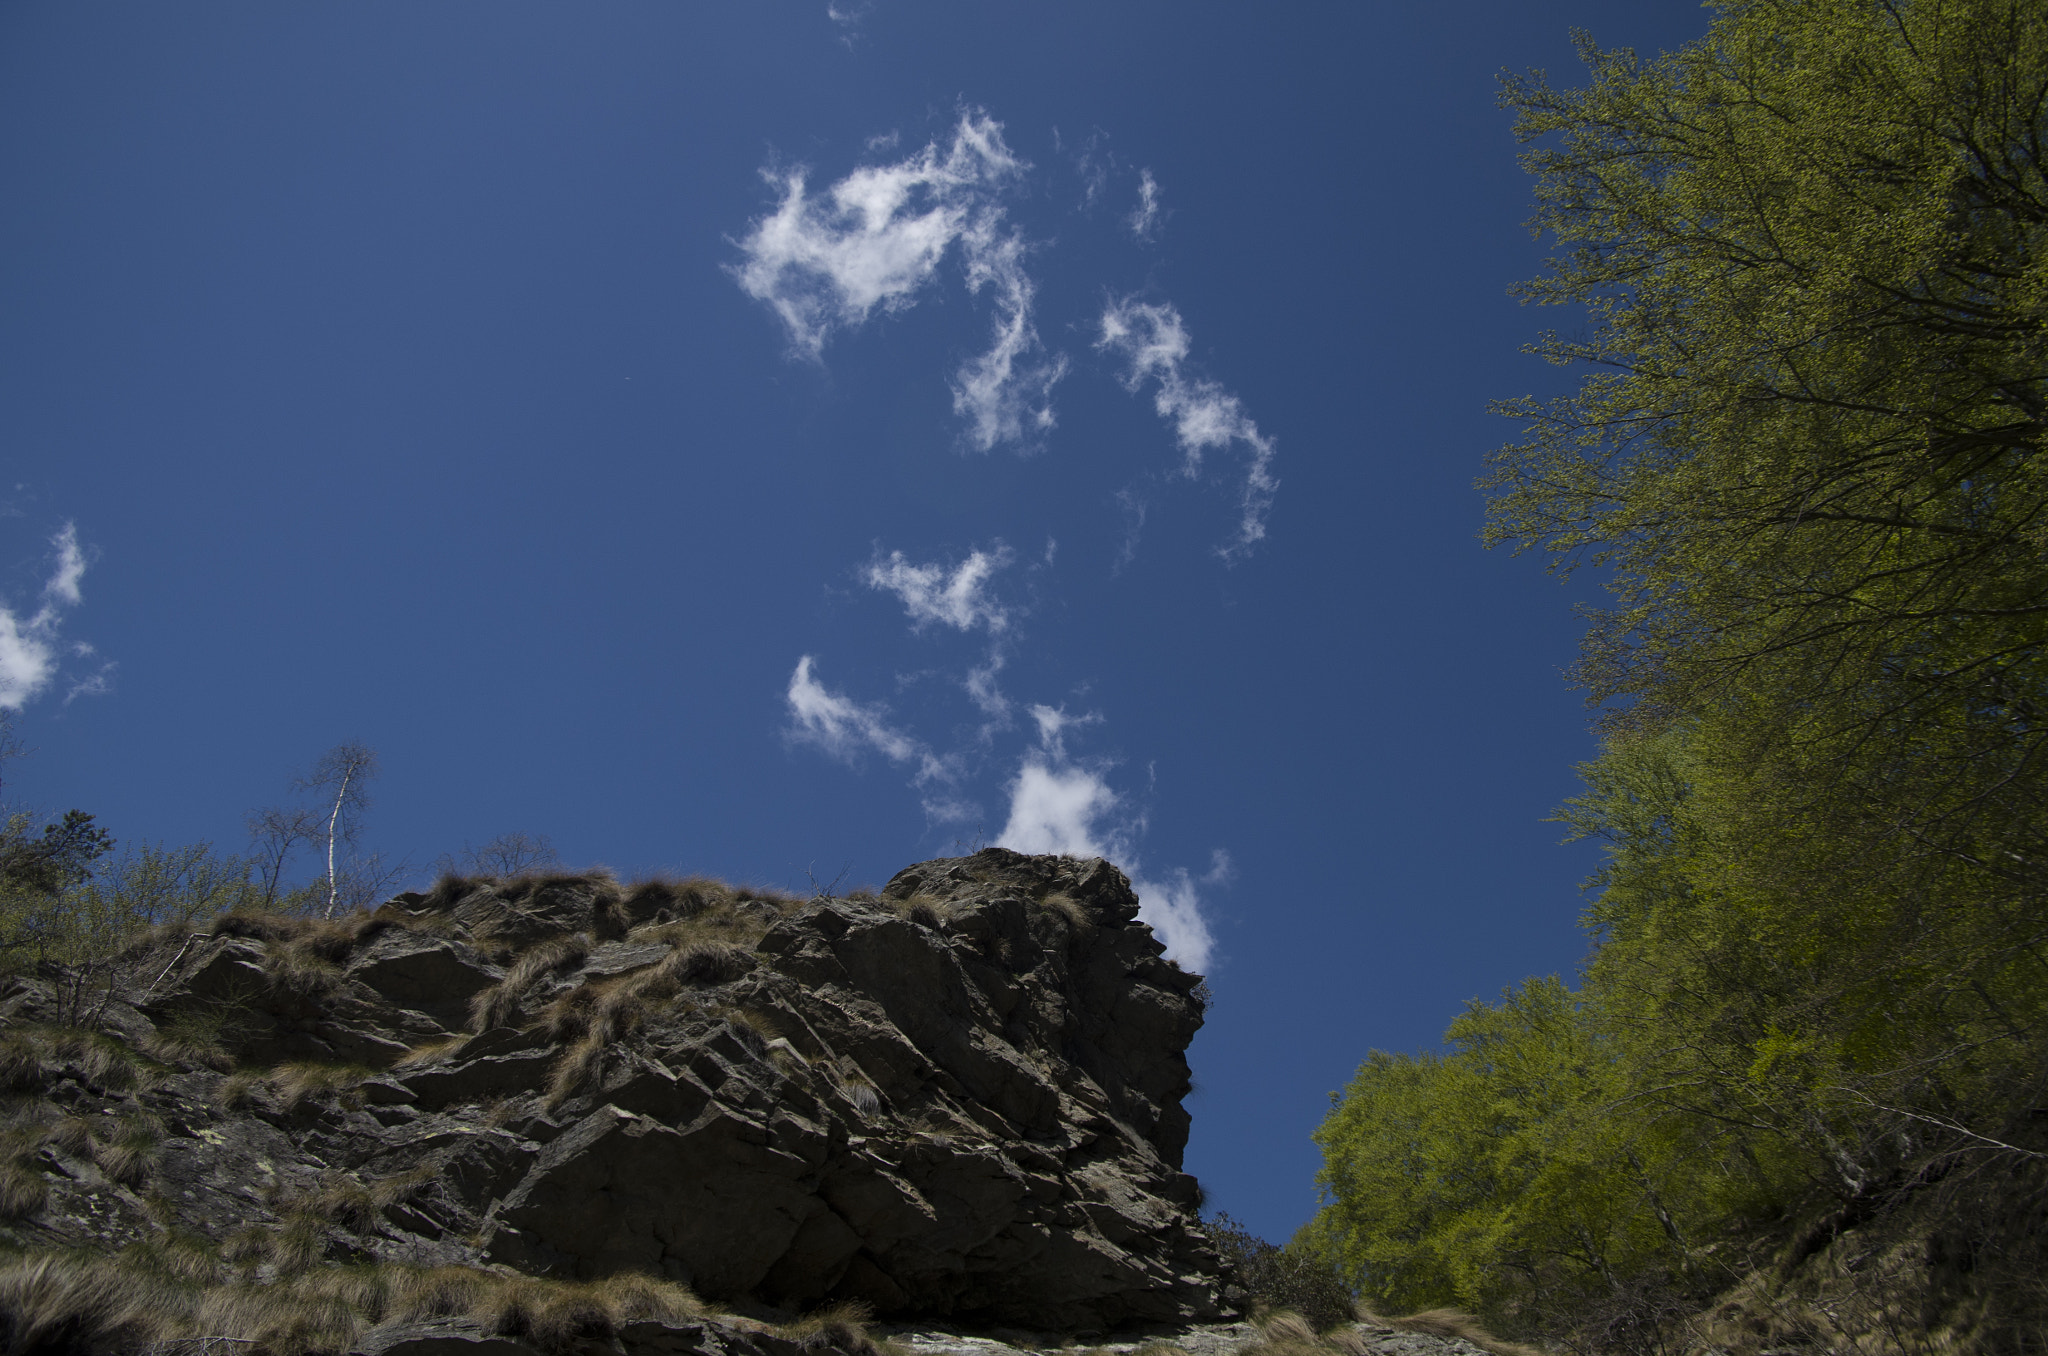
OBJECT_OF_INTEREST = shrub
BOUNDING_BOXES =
[1208,1212,1357,1332]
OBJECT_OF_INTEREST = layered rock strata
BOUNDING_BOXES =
[0,849,1226,1335]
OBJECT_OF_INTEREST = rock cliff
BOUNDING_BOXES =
[0,850,1234,1351]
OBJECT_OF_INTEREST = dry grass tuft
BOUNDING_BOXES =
[781,1300,880,1355]
[0,1252,187,1354]
[583,1271,704,1324]
[0,1031,42,1093]
[545,1035,609,1108]
[660,941,755,987]
[139,1007,236,1071]
[631,895,774,951]
[394,1033,472,1068]
[471,1270,704,1353]
[263,942,349,1000]
[393,1264,494,1319]
[270,1061,377,1112]
[94,1115,163,1187]
[830,1063,883,1117]
[1258,1312,1320,1348]
[542,973,656,1047]
[719,1007,781,1060]
[297,1165,434,1235]
[0,1161,49,1218]
[421,872,480,912]
[468,933,591,1032]
[216,1069,266,1110]
[210,909,309,943]
[0,1249,709,1356]
[43,1114,95,1159]
[271,1211,332,1273]
[215,1061,374,1114]
[479,1276,610,1353]
[41,1027,143,1091]
[1037,891,1093,933]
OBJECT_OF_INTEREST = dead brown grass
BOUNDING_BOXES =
[884,893,955,929]
[92,1115,163,1187]
[262,941,349,1000]
[474,1271,703,1353]
[630,900,774,951]
[545,1034,609,1108]
[1038,891,1093,933]
[0,1247,711,1356]
[719,1006,781,1060]
[138,1007,236,1071]
[468,933,591,1032]
[831,1063,883,1118]
[21,1026,146,1091]
[214,1061,375,1114]
[781,1300,880,1355]
[272,1060,377,1112]
[0,1161,48,1218]
[0,1031,42,1093]
[393,1033,471,1068]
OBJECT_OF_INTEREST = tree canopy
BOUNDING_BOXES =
[1310,1,2048,1346]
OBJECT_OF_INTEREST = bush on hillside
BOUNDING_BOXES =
[1207,1211,1355,1332]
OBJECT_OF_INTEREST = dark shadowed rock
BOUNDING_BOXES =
[3,850,1228,1334]
[349,930,504,1030]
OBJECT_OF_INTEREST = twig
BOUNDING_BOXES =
[145,933,207,997]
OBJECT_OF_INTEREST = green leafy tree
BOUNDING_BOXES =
[0,810,115,962]
[1315,0,2048,1343]
[1483,0,2048,880]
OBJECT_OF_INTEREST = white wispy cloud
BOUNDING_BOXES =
[864,545,1013,633]
[1127,169,1163,241]
[951,228,1068,450]
[787,654,924,766]
[1098,298,1279,558]
[1067,130,1111,208]
[965,653,1010,722]
[786,656,962,816]
[995,710,1217,972]
[825,0,873,46]
[731,112,1063,450]
[0,523,102,712]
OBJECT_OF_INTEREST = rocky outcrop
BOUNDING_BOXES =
[0,850,1226,1341]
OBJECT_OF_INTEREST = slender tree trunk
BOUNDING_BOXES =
[323,767,351,918]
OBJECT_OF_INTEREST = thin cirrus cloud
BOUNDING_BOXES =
[1098,297,1279,558]
[863,545,1012,634]
[0,523,110,712]
[1127,169,1163,241]
[995,705,1217,972]
[785,656,964,818]
[729,111,1065,452]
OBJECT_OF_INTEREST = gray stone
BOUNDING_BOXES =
[10,851,1231,1334]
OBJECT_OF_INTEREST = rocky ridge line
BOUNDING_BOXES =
[0,850,1225,1346]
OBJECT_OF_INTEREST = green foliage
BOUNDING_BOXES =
[1308,979,1745,1331]
[0,838,275,970]
[0,811,117,966]
[1314,0,2048,1346]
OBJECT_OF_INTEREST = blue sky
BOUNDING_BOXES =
[1,1,1711,1243]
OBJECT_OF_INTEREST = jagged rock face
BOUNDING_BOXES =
[0,850,1226,1334]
